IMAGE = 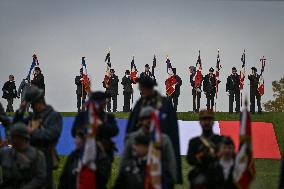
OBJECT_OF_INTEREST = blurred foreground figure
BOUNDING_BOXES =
[117,106,177,189]
[126,77,183,184]
[187,110,223,189]
[58,131,85,189]
[13,86,62,189]
[0,123,46,189]
[0,103,11,147]
[2,75,17,112]
[72,91,119,189]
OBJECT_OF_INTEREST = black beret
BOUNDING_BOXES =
[251,67,257,72]
[232,67,237,71]
[24,86,44,103]
[125,70,130,75]
[209,67,214,72]
[90,91,111,101]
[110,69,115,73]
[138,77,157,88]
[145,64,150,68]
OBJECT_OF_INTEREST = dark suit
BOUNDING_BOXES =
[190,74,202,112]
[121,75,133,112]
[31,73,45,95]
[248,74,261,113]
[167,75,182,111]
[226,74,240,113]
[75,75,87,111]
[203,74,217,110]
[103,74,119,112]
[2,81,17,112]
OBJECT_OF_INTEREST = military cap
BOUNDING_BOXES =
[139,106,155,119]
[10,122,30,140]
[90,91,111,101]
[209,67,214,72]
[232,67,237,71]
[24,86,44,103]
[110,69,115,73]
[138,77,157,88]
[145,64,150,68]
[125,70,130,75]
[199,109,214,120]
[251,67,257,72]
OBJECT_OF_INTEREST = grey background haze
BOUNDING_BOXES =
[0,0,283,112]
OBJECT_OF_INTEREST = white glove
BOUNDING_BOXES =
[80,78,84,81]
[226,92,230,96]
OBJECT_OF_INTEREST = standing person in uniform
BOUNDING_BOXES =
[0,122,46,189]
[121,70,133,112]
[167,68,182,111]
[226,67,240,113]
[72,91,119,189]
[2,75,17,112]
[13,86,63,189]
[189,66,202,112]
[31,67,45,96]
[248,67,262,113]
[104,69,119,112]
[187,110,224,189]
[203,68,217,111]
[140,64,154,80]
[18,77,30,103]
[75,68,87,112]
[126,76,183,184]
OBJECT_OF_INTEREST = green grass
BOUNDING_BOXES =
[53,112,284,189]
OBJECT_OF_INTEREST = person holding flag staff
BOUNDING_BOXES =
[72,91,119,189]
[203,67,217,111]
[121,70,133,112]
[117,106,177,189]
[248,67,262,113]
[126,76,183,184]
[140,64,154,80]
[30,54,45,96]
[75,57,90,112]
[190,51,203,112]
[226,67,240,113]
[103,51,119,112]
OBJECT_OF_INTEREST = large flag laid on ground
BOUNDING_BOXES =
[130,56,138,83]
[233,100,256,189]
[103,51,111,87]
[165,56,177,96]
[194,50,203,89]
[145,110,162,189]
[28,54,40,80]
[77,101,98,189]
[258,56,266,96]
[81,57,90,93]
[215,49,221,98]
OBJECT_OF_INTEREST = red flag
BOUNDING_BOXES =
[233,101,256,189]
[194,51,203,89]
[103,51,111,88]
[144,111,162,189]
[130,56,138,83]
[165,57,177,96]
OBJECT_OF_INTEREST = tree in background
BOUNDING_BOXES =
[264,77,284,112]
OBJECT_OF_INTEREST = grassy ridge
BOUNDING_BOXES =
[54,112,284,189]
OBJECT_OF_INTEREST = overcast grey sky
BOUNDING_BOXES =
[0,0,283,112]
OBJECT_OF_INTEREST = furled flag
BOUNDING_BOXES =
[240,50,246,91]
[194,50,203,89]
[130,56,138,84]
[28,54,40,80]
[144,110,162,189]
[258,56,266,96]
[103,51,111,88]
[165,56,177,96]
[233,100,256,189]
[77,101,98,189]
[81,57,90,93]
[152,55,157,78]
[215,49,222,98]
